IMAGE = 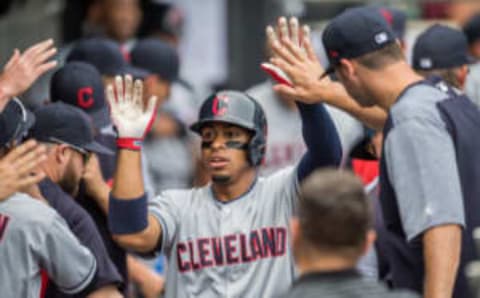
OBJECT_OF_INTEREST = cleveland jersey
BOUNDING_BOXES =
[149,166,298,298]
[0,193,96,298]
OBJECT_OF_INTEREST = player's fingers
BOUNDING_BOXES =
[289,17,300,46]
[144,96,158,135]
[266,26,278,55]
[32,47,57,67]
[22,39,54,62]
[124,74,133,104]
[4,49,20,71]
[18,172,46,189]
[133,79,143,108]
[272,84,298,100]
[3,140,38,163]
[302,26,317,61]
[270,41,298,66]
[270,57,296,80]
[277,17,289,42]
[115,75,125,104]
[33,61,58,78]
[14,146,47,173]
[282,37,305,63]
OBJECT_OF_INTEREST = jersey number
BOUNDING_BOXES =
[0,214,10,243]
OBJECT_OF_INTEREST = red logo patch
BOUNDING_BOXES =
[329,50,339,58]
[212,95,229,116]
[380,8,393,25]
[77,87,94,109]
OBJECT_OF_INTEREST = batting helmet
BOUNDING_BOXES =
[190,90,267,166]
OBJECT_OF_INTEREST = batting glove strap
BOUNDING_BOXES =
[116,138,143,151]
[108,193,148,234]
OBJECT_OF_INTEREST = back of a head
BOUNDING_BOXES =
[463,13,480,58]
[299,169,371,257]
[130,38,179,82]
[412,24,473,88]
[67,38,148,79]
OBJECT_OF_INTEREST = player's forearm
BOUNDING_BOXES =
[423,224,462,298]
[112,149,144,199]
[321,83,386,130]
[297,102,342,180]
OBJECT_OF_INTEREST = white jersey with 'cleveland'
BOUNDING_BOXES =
[149,166,298,298]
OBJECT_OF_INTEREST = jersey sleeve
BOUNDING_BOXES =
[36,213,97,294]
[384,117,465,241]
[263,165,299,216]
[148,190,185,254]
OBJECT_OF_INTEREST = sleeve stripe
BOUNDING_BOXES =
[59,253,97,294]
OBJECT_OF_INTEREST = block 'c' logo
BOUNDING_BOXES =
[212,95,229,116]
[77,87,94,109]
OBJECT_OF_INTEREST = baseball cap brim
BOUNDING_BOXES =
[89,106,111,130]
[82,140,114,155]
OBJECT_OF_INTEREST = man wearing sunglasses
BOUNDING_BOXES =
[27,102,124,298]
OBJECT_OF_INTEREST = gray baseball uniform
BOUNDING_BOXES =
[149,165,298,298]
[0,193,97,298]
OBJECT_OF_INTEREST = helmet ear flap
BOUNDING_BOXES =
[248,130,267,166]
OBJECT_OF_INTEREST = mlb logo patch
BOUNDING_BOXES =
[374,32,389,45]
[420,58,433,69]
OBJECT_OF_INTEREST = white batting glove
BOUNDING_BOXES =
[106,75,158,150]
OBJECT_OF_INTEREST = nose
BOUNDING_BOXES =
[210,134,227,150]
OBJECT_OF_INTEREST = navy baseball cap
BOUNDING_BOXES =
[377,7,407,40]
[322,7,396,77]
[50,62,110,129]
[0,98,35,148]
[28,102,113,155]
[130,38,179,82]
[412,24,474,71]
[67,38,149,79]
[463,13,480,45]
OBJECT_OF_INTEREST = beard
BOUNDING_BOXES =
[211,175,231,185]
[59,163,81,197]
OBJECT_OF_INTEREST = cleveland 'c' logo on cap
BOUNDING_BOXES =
[212,95,229,116]
[77,87,94,109]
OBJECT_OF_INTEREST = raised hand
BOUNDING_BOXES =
[0,140,46,200]
[106,75,158,150]
[0,39,57,110]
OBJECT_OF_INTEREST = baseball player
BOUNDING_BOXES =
[0,99,98,298]
[270,7,480,298]
[99,74,342,297]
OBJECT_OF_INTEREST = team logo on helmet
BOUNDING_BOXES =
[212,95,229,116]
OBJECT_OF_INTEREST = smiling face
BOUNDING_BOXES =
[200,122,253,185]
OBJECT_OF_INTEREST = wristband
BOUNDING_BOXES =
[108,193,148,234]
[116,138,142,151]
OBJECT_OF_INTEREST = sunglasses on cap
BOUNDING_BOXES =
[48,137,91,165]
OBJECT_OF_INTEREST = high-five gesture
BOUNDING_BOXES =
[0,39,57,111]
[106,75,157,150]
[265,16,386,129]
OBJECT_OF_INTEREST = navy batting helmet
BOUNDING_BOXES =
[190,90,267,166]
